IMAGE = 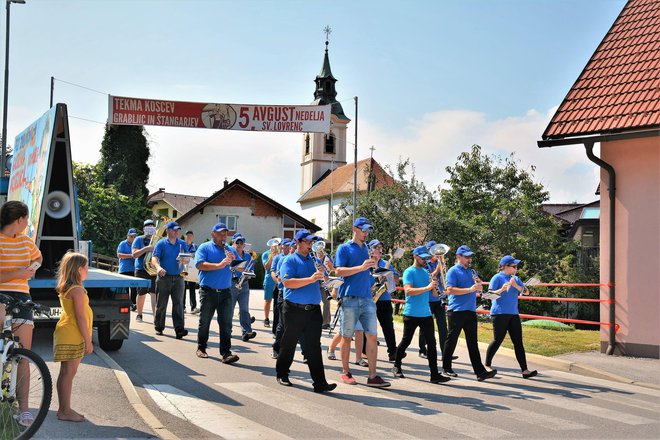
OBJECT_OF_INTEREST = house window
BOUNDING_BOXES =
[172,210,178,218]
[581,207,600,219]
[325,134,335,154]
[217,215,237,231]
[304,134,310,156]
[157,208,169,217]
[283,215,308,239]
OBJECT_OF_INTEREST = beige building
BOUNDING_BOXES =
[147,188,205,221]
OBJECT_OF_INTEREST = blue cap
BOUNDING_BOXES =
[143,219,155,227]
[281,238,291,246]
[500,255,521,266]
[294,229,317,241]
[353,217,372,230]
[425,240,437,249]
[232,233,245,243]
[212,223,228,232]
[368,239,382,249]
[413,245,432,259]
[456,245,475,256]
[166,221,181,230]
[127,228,138,235]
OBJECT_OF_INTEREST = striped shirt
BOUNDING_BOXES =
[0,233,42,294]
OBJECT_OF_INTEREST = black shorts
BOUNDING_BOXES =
[134,269,156,295]
[0,291,34,326]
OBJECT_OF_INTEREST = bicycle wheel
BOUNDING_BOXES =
[0,348,52,440]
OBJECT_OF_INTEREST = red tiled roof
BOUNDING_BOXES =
[297,158,394,203]
[543,0,660,139]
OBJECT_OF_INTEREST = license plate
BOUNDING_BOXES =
[35,307,62,320]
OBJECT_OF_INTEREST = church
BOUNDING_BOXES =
[298,37,393,241]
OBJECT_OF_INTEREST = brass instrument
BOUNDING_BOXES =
[470,267,483,295]
[235,249,258,289]
[144,217,170,277]
[311,240,343,291]
[267,237,281,256]
[176,244,193,278]
[429,243,450,292]
[371,247,404,302]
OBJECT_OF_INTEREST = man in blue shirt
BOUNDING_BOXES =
[132,219,157,322]
[392,246,451,384]
[195,223,240,363]
[183,230,199,314]
[271,238,292,358]
[261,239,279,328]
[117,228,137,311]
[230,232,256,342]
[442,245,497,381]
[369,239,400,362]
[152,221,188,339]
[275,229,336,393]
[335,217,390,388]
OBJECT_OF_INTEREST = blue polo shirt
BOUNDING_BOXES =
[402,266,432,317]
[117,240,135,273]
[273,253,291,290]
[262,251,276,291]
[489,272,521,315]
[195,242,239,289]
[425,260,445,302]
[186,242,197,253]
[376,259,400,302]
[281,251,322,305]
[335,240,374,298]
[132,235,152,271]
[445,263,478,312]
[153,238,188,276]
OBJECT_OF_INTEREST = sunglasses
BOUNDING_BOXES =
[300,239,314,244]
[360,226,373,233]
[508,265,518,268]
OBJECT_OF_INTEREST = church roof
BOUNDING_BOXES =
[317,48,336,80]
[542,0,660,140]
[312,42,349,121]
[298,158,394,203]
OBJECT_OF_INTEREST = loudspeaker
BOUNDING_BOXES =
[44,191,71,219]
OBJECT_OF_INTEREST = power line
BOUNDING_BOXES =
[53,77,109,96]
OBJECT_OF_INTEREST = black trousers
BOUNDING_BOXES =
[395,315,439,377]
[376,300,397,356]
[485,314,528,371]
[442,310,487,376]
[419,301,448,356]
[272,289,283,335]
[184,281,197,309]
[275,301,329,387]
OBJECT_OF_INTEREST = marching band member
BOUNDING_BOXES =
[183,230,199,314]
[271,238,292,358]
[195,223,240,363]
[117,228,137,311]
[334,217,390,388]
[485,255,537,378]
[275,230,337,393]
[230,233,256,341]
[392,246,451,384]
[442,245,497,381]
[369,239,400,362]
[261,239,279,327]
[132,219,156,322]
[315,246,334,329]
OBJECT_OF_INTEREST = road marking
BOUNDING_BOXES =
[217,382,417,439]
[145,384,292,439]
[546,370,660,398]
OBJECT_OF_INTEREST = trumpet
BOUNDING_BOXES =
[429,243,450,292]
[176,245,194,278]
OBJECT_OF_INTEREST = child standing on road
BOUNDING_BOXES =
[53,252,93,422]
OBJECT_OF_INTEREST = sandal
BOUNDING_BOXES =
[196,349,209,359]
[18,411,33,427]
[327,350,337,360]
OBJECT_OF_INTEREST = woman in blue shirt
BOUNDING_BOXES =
[485,255,537,379]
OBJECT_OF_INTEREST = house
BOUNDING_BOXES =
[298,38,394,239]
[175,179,320,252]
[146,188,205,220]
[543,201,600,268]
[538,0,660,358]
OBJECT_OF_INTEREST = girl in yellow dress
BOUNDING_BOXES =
[53,252,93,422]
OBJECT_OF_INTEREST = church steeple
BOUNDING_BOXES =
[312,27,349,120]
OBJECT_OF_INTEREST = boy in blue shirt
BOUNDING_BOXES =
[275,230,336,393]
[117,228,137,311]
[392,246,451,384]
[442,245,497,381]
[132,219,157,322]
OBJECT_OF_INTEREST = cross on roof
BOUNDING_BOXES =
[323,25,331,47]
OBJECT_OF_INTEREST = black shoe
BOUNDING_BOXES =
[313,383,337,393]
[222,353,240,364]
[130,304,137,312]
[431,374,451,384]
[155,329,164,336]
[392,366,404,378]
[443,369,458,377]
[264,318,271,328]
[277,376,292,387]
[522,370,538,379]
[477,369,497,381]
[251,316,256,324]
[176,329,189,339]
[271,350,278,359]
[242,331,257,341]
[321,323,330,330]
[388,354,396,362]
[419,352,428,359]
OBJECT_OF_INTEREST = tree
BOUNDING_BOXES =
[99,124,150,198]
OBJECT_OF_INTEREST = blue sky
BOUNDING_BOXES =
[5,0,625,212]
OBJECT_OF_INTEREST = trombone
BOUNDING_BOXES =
[428,243,450,292]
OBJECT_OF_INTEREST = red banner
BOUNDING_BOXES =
[108,95,331,133]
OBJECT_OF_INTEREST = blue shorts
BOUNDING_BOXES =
[339,295,377,337]
[263,278,276,300]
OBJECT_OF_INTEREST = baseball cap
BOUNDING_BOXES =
[232,233,246,243]
[413,245,432,259]
[166,221,181,230]
[127,228,138,236]
[456,245,475,256]
[425,240,437,249]
[281,238,291,246]
[500,255,521,266]
[294,229,317,241]
[353,217,372,230]
[212,223,228,232]
[368,239,382,249]
[143,219,155,227]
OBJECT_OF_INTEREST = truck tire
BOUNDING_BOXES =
[98,324,124,351]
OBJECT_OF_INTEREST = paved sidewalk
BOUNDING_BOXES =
[556,351,660,386]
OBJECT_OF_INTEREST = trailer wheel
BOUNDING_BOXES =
[98,324,124,351]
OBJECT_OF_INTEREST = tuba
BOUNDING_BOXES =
[144,217,170,276]
[266,238,281,256]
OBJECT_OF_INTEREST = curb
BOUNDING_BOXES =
[94,344,180,440]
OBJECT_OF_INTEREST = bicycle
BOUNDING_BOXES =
[0,293,52,440]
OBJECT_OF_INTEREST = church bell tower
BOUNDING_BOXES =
[300,27,350,195]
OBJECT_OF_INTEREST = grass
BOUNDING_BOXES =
[393,315,600,357]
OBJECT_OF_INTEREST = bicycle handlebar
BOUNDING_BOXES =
[0,293,51,318]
